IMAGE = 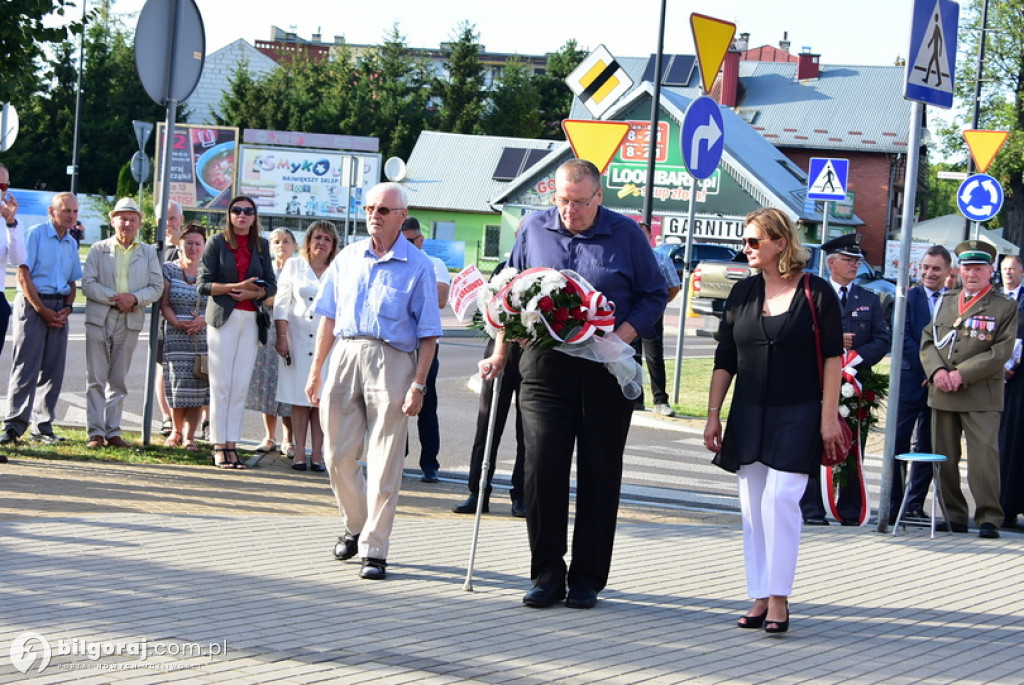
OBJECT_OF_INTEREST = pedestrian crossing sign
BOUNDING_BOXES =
[566,45,634,118]
[904,0,959,108]
[807,158,849,201]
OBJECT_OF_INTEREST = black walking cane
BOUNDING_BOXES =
[463,372,503,592]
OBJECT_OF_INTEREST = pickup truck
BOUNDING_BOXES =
[691,244,896,328]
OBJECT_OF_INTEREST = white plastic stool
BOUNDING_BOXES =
[893,453,952,538]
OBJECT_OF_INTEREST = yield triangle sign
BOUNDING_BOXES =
[561,120,630,174]
[963,129,1008,174]
[690,13,736,95]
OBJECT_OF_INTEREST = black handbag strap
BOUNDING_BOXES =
[803,273,824,390]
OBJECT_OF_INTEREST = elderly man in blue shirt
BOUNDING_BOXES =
[2,192,82,446]
[306,181,442,581]
[481,159,668,609]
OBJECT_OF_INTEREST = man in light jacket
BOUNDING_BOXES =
[81,198,163,448]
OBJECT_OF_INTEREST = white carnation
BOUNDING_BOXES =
[838,404,850,418]
[841,383,855,398]
[521,309,543,331]
[490,267,518,291]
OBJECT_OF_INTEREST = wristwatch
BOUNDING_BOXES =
[410,382,427,394]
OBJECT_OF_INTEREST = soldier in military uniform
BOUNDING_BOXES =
[921,239,1017,539]
[801,233,891,525]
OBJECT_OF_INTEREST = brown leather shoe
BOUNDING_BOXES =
[86,436,105,448]
[105,436,130,448]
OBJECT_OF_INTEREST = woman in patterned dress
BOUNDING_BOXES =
[246,228,297,454]
[273,221,339,471]
[161,225,209,451]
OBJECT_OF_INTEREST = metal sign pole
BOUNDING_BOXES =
[877,100,924,532]
[672,193,698,403]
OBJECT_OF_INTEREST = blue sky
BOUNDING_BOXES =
[81,0,920,67]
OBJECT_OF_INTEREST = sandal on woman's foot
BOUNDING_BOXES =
[254,439,277,453]
[226,449,247,469]
[737,609,767,629]
[212,448,233,469]
[164,431,183,448]
[281,442,295,458]
[160,417,173,437]
[764,604,790,634]
[185,441,199,452]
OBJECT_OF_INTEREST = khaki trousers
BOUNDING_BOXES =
[322,338,415,561]
[85,309,140,439]
[932,408,1004,527]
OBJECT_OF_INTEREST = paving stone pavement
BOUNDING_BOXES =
[1,453,1023,684]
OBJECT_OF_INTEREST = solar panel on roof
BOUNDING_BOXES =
[640,54,696,86]
[523,149,548,171]
[493,148,527,181]
[664,56,695,86]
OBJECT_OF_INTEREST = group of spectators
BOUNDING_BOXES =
[0,169,341,474]
[4,161,1023,631]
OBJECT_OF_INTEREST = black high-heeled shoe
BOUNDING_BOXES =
[764,605,789,634]
[225,448,247,469]
[212,448,233,470]
[737,609,768,629]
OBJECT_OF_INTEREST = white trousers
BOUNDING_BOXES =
[738,462,808,598]
[321,338,416,561]
[207,310,258,444]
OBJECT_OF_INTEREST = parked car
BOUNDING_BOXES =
[654,242,737,280]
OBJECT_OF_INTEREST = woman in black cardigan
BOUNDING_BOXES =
[703,208,845,634]
[197,196,276,469]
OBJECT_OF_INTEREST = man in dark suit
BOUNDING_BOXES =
[922,239,1017,539]
[997,254,1024,529]
[889,245,953,520]
[801,233,891,525]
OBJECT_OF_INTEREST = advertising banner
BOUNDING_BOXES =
[155,124,239,211]
[237,146,381,218]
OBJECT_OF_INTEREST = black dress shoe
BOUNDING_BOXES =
[452,495,487,514]
[937,520,969,533]
[310,462,326,472]
[978,522,1000,539]
[803,517,829,526]
[510,498,526,518]
[421,470,439,483]
[359,557,387,580]
[1002,517,1022,530]
[522,583,565,608]
[565,586,598,609]
[333,533,360,561]
[0,429,19,446]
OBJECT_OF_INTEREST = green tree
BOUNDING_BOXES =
[359,25,432,159]
[947,1,1024,243]
[536,40,586,139]
[479,59,543,138]
[434,22,485,134]
[0,0,80,104]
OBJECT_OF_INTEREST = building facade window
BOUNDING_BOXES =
[483,224,501,259]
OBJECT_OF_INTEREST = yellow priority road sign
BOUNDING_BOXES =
[562,120,630,174]
[962,129,1009,175]
[566,45,633,119]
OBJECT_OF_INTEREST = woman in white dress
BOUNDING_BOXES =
[274,221,340,471]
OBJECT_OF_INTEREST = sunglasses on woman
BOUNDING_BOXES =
[743,237,772,249]
[230,206,256,216]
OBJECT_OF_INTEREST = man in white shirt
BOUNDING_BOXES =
[0,163,28,463]
[400,217,450,482]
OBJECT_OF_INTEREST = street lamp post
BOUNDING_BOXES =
[70,0,87,194]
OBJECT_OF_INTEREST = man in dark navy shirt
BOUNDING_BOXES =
[480,159,668,609]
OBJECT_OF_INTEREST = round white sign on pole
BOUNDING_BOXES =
[1,103,20,152]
